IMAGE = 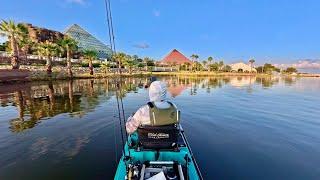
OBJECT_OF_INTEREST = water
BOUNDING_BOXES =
[0,76,320,180]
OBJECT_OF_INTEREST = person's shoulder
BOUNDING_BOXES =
[136,104,150,113]
[166,101,178,108]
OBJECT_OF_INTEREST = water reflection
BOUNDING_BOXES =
[0,76,309,132]
[1,76,320,179]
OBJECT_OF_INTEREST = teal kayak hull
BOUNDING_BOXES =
[114,132,202,179]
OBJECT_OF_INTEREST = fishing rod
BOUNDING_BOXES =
[180,128,204,180]
[104,0,130,159]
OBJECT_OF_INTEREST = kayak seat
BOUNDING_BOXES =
[137,124,179,150]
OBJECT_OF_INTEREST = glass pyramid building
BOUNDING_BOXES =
[64,24,112,59]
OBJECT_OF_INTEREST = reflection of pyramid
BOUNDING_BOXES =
[64,24,112,59]
[168,85,188,97]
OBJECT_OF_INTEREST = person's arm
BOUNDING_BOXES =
[126,107,144,134]
[125,116,140,134]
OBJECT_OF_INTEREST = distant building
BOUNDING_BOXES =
[64,24,112,60]
[230,62,257,72]
[23,23,64,43]
[160,49,192,65]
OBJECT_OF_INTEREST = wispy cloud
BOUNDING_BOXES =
[153,9,161,17]
[274,60,320,69]
[65,0,86,5]
[133,42,150,49]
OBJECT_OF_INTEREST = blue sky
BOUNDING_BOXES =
[1,0,320,64]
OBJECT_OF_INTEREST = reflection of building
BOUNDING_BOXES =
[229,76,256,87]
[160,49,192,65]
[230,62,257,72]
[64,24,112,59]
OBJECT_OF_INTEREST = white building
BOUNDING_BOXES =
[230,62,257,73]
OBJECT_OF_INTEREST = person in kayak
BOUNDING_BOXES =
[126,80,179,134]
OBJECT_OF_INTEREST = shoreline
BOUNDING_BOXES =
[0,70,319,84]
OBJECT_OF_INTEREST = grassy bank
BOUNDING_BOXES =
[1,69,319,83]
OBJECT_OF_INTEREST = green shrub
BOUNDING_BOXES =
[81,63,101,68]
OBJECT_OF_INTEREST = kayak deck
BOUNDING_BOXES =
[114,131,202,179]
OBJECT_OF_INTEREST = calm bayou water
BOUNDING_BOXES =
[0,76,320,180]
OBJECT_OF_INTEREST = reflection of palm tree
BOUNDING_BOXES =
[48,81,55,112]
[69,80,74,112]
[14,90,25,121]
[90,80,94,96]
[247,76,253,93]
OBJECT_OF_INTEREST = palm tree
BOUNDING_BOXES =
[0,20,28,69]
[123,55,136,74]
[190,54,199,71]
[19,37,33,62]
[207,57,213,71]
[59,36,78,78]
[184,62,191,71]
[83,50,98,75]
[218,60,224,71]
[17,25,31,62]
[249,58,255,72]
[37,41,59,76]
[132,55,139,61]
[113,52,127,73]
[202,60,207,70]
[143,57,154,72]
[100,61,111,74]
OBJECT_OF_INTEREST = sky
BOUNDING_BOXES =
[1,0,320,65]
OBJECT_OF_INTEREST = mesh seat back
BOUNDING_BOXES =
[137,124,179,149]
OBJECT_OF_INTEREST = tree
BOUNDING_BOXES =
[59,36,78,78]
[137,62,145,71]
[123,55,136,74]
[193,61,203,71]
[113,52,126,65]
[256,63,280,73]
[202,60,207,70]
[223,65,232,72]
[0,42,8,51]
[132,55,139,61]
[207,57,213,71]
[284,67,298,73]
[190,54,199,71]
[218,60,224,71]
[100,61,111,74]
[0,20,28,69]
[249,59,255,72]
[83,50,98,75]
[209,62,219,71]
[143,57,154,72]
[37,41,59,76]
[16,24,31,62]
[182,62,191,71]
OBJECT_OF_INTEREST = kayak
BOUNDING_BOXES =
[114,125,203,180]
